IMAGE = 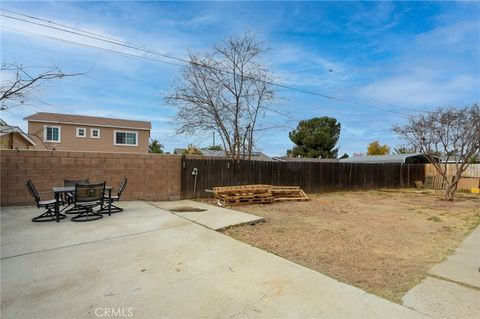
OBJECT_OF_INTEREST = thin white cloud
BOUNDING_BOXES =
[416,20,480,49]
[360,74,478,107]
[345,2,406,35]
[358,17,480,108]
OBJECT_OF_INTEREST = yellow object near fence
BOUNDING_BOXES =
[471,188,480,194]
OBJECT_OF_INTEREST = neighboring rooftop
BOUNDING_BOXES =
[0,120,36,146]
[339,153,435,164]
[273,156,339,163]
[174,148,274,161]
[24,112,151,130]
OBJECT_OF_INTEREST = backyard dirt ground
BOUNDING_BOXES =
[212,189,480,303]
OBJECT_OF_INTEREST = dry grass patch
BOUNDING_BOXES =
[217,189,480,303]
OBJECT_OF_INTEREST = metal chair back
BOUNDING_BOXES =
[118,178,128,198]
[64,178,89,187]
[74,182,106,205]
[26,180,40,206]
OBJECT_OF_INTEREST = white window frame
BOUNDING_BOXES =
[76,127,86,138]
[90,128,101,138]
[114,130,138,146]
[44,125,61,143]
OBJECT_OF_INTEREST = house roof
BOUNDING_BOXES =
[247,151,275,161]
[24,112,151,130]
[199,149,227,157]
[174,148,226,156]
[439,155,461,163]
[439,155,480,163]
[174,148,274,161]
[0,120,36,146]
[339,153,433,164]
[272,156,339,163]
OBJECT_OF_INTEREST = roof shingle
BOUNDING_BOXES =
[24,112,151,130]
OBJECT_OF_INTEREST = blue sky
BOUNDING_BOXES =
[1,1,479,156]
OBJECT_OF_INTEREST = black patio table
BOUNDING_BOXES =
[52,186,113,222]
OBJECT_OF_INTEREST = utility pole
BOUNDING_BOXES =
[212,132,215,147]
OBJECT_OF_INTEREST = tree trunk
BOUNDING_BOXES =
[444,180,458,201]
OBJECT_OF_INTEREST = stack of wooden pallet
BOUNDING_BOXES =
[213,184,309,205]
[213,185,274,205]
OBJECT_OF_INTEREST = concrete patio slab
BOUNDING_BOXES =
[1,201,426,319]
[149,199,265,230]
[429,226,480,288]
[403,277,480,319]
[1,201,189,258]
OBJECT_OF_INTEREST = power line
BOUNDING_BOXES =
[1,25,187,68]
[1,12,193,65]
[1,8,121,42]
[1,9,416,117]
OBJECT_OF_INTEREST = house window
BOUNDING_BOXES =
[44,126,61,142]
[76,127,86,138]
[91,128,101,138]
[114,130,137,146]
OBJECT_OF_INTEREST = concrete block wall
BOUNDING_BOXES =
[0,150,182,206]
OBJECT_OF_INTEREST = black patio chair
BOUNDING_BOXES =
[26,180,66,222]
[64,178,89,203]
[71,182,106,222]
[102,178,127,214]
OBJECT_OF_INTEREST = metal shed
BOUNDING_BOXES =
[339,153,436,164]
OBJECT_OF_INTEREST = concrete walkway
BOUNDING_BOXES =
[1,201,427,318]
[403,226,480,318]
[430,226,480,288]
[150,199,265,230]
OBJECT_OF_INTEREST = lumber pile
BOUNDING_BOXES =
[213,184,309,205]
[213,185,274,205]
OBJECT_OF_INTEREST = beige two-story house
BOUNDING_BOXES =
[24,112,151,153]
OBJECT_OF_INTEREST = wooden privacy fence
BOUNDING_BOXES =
[424,164,480,190]
[425,164,480,178]
[181,157,425,199]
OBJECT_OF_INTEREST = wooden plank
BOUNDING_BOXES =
[214,184,270,191]
[219,196,274,205]
[213,185,270,195]
[273,197,309,202]
[216,193,272,200]
[424,176,433,188]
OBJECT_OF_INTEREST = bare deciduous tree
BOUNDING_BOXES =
[166,33,275,161]
[0,62,82,110]
[393,104,480,200]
